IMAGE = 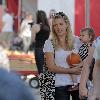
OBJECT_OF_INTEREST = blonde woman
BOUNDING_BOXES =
[39,12,82,100]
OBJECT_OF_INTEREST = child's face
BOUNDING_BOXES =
[80,31,91,43]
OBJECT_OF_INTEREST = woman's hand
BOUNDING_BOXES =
[70,66,82,75]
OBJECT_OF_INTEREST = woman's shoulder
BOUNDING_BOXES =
[73,35,81,48]
[92,36,100,48]
[44,39,53,46]
[73,35,80,41]
[43,39,54,53]
[32,24,40,33]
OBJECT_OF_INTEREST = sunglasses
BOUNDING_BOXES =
[53,12,68,21]
[53,12,65,17]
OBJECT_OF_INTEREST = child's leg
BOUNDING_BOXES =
[71,75,78,86]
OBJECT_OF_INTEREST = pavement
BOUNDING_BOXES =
[24,77,41,100]
[31,88,41,100]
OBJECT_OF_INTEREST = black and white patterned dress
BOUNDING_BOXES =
[39,66,55,100]
[39,39,55,100]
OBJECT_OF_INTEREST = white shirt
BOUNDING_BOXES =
[20,19,32,38]
[2,13,14,32]
[93,36,100,60]
[43,37,81,87]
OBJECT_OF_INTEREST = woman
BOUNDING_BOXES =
[32,10,50,74]
[39,12,82,100]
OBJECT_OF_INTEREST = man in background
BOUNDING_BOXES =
[1,8,14,49]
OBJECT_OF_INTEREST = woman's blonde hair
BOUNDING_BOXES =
[51,12,74,50]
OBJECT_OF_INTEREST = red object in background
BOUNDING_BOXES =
[17,71,38,76]
[90,0,100,37]
[75,0,85,36]
[6,0,19,33]
[75,0,100,37]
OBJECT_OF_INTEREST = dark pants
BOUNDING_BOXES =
[69,90,80,100]
[35,47,44,74]
[81,97,88,100]
[55,86,80,100]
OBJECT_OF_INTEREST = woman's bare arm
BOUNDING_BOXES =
[45,52,82,75]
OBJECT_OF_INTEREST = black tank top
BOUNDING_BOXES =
[35,25,50,48]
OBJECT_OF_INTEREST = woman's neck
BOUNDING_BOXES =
[58,35,65,43]
[57,36,67,49]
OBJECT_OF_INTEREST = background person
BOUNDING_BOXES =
[48,9,56,39]
[32,10,50,74]
[19,12,33,52]
[1,8,14,49]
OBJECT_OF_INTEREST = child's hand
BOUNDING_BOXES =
[79,86,88,99]
[72,62,83,68]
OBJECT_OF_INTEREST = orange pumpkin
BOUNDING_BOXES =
[67,53,81,66]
